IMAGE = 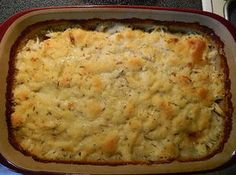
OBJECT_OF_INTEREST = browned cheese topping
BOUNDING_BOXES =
[11,23,226,162]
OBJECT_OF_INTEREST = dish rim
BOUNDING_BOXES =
[0,5,235,42]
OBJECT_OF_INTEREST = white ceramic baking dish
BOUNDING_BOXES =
[0,6,235,174]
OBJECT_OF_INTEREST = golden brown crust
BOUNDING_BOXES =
[6,19,232,165]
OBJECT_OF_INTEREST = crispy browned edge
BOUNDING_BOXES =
[5,19,233,165]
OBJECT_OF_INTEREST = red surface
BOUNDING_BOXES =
[0,5,235,174]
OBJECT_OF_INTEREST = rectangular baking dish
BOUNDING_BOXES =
[0,6,236,174]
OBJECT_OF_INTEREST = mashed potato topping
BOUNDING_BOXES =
[11,22,227,163]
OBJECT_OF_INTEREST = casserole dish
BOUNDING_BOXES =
[0,6,235,174]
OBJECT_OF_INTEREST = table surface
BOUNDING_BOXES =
[0,0,235,174]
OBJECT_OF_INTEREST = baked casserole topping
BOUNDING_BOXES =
[9,21,229,163]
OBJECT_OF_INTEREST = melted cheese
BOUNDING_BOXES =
[11,23,226,163]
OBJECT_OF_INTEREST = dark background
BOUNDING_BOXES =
[0,0,235,175]
[0,0,202,23]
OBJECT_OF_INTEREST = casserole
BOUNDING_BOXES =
[0,6,235,174]
[6,19,233,164]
